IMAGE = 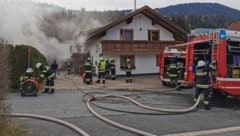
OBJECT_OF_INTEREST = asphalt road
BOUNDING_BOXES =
[6,88,240,136]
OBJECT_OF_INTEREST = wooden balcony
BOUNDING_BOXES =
[101,40,183,53]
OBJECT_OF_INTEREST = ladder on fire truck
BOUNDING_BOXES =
[210,31,219,61]
[210,31,219,83]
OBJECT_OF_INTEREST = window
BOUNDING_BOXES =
[148,30,159,41]
[156,54,160,66]
[120,55,135,70]
[120,29,133,40]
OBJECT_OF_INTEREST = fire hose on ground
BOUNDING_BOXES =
[85,92,202,136]
[9,113,90,136]
[96,93,201,113]
[86,101,157,136]
[18,76,200,136]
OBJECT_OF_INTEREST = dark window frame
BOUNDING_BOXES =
[148,30,160,41]
[120,29,133,40]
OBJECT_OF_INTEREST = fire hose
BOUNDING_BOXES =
[9,113,90,136]
[86,101,157,136]
[86,93,202,136]
[57,76,202,135]
[95,93,201,113]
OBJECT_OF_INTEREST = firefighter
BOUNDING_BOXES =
[109,58,116,80]
[84,58,93,84]
[193,60,212,110]
[105,59,110,79]
[20,68,34,91]
[125,59,132,83]
[96,58,106,84]
[176,61,183,91]
[177,61,184,79]
[51,59,58,79]
[167,61,178,87]
[66,60,73,75]
[36,63,55,94]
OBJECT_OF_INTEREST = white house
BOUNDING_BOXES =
[84,6,186,75]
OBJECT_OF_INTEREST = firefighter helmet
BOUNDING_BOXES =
[100,57,104,61]
[35,63,42,69]
[197,60,206,67]
[127,59,130,62]
[26,68,33,73]
[87,57,91,60]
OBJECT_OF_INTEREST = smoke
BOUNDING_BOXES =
[0,1,107,67]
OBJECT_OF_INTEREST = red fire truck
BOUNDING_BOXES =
[160,48,186,86]
[184,29,240,97]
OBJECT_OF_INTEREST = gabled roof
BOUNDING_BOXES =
[227,21,240,31]
[87,5,187,41]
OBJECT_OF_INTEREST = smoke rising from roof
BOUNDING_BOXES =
[0,1,116,67]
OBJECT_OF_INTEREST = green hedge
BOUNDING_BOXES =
[9,45,47,89]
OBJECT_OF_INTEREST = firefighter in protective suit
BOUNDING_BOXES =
[36,63,55,94]
[84,58,93,84]
[167,62,179,87]
[125,59,132,83]
[193,60,212,110]
[96,58,106,84]
[109,58,116,80]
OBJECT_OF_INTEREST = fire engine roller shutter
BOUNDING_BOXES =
[21,79,39,95]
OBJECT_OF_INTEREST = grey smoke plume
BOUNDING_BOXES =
[0,1,116,67]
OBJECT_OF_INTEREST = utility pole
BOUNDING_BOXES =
[134,0,136,10]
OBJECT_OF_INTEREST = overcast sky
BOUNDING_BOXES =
[24,0,240,11]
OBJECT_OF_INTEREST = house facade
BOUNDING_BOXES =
[84,6,187,75]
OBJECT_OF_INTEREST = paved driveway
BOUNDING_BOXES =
[6,73,240,136]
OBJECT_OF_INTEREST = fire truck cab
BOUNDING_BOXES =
[160,47,186,86]
[184,29,240,97]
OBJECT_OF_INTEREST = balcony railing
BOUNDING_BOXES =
[101,40,183,53]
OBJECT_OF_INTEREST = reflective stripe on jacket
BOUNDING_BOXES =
[41,66,55,79]
[84,62,93,73]
[196,66,211,88]
[167,64,178,77]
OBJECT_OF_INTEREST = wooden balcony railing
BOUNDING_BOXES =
[101,40,183,53]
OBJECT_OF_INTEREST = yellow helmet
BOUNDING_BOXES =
[197,60,206,67]
[127,59,130,62]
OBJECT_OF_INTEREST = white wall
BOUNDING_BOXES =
[134,53,159,74]
[102,13,175,41]
[87,40,101,67]
[107,53,159,75]
[87,13,176,75]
